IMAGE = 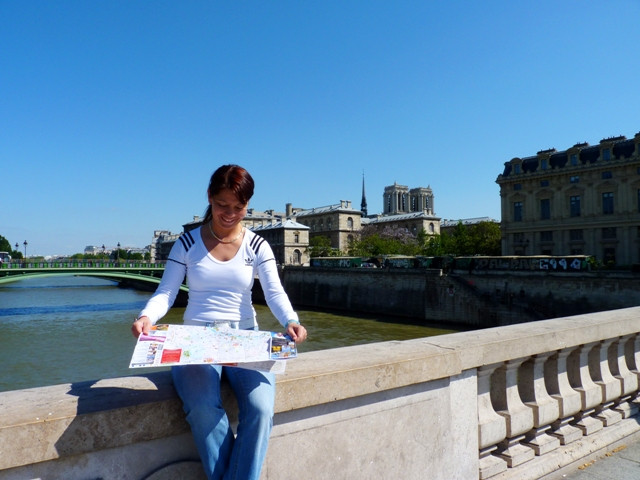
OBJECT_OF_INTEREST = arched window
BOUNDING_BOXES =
[347,217,353,229]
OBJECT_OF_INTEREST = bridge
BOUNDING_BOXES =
[0,261,187,293]
[2,307,640,479]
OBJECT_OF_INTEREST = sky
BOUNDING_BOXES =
[1,1,639,257]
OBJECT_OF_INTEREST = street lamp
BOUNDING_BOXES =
[23,240,28,259]
[15,243,18,261]
[117,242,121,263]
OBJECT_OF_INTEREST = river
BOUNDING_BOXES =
[0,275,458,393]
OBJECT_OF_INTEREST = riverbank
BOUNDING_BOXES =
[275,267,640,328]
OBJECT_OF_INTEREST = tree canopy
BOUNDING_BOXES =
[346,221,501,258]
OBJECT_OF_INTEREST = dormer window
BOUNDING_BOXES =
[541,159,548,170]
[602,148,611,161]
[514,164,521,174]
[570,154,578,166]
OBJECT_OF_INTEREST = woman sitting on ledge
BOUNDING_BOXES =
[132,164,307,480]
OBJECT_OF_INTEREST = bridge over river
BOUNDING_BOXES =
[0,261,188,294]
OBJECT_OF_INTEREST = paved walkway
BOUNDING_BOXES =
[561,437,640,479]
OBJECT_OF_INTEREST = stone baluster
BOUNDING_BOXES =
[478,363,508,479]
[518,352,560,455]
[492,357,535,467]
[624,332,640,405]
[610,335,639,418]
[567,342,604,435]
[545,347,583,445]
[589,338,622,426]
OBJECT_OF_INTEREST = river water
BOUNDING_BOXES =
[0,275,458,393]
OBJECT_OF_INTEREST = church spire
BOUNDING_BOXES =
[360,171,368,216]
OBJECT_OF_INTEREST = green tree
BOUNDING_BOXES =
[348,225,420,256]
[436,221,501,256]
[0,234,22,259]
[308,236,336,257]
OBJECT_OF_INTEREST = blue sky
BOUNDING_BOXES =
[1,1,639,257]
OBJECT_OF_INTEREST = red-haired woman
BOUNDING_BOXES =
[132,164,307,480]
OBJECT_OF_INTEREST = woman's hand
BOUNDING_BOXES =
[131,316,152,338]
[286,322,307,343]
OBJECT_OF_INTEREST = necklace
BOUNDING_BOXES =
[208,222,244,244]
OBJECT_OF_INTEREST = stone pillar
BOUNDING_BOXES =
[519,352,560,455]
[478,363,508,479]
[568,342,604,435]
[545,347,583,445]
[492,358,535,467]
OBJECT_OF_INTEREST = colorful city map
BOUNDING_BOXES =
[129,324,297,373]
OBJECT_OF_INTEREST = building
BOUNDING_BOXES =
[383,182,435,216]
[361,182,441,237]
[293,200,362,253]
[496,132,640,265]
[251,219,310,266]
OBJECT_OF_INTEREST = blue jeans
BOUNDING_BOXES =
[172,364,275,480]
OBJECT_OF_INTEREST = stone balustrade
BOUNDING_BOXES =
[1,307,640,479]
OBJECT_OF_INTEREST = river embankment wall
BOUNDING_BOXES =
[3,307,640,479]
[271,267,640,327]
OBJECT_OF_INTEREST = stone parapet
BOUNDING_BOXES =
[2,307,640,479]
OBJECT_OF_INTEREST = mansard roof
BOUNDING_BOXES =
[499,133,639,179]
[362,211,440,225]
[251,219,309,231]
[295,201,361,217]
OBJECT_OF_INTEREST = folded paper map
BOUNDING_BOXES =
[129,324,297,373]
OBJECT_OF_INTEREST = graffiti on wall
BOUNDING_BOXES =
[465,256,591,272]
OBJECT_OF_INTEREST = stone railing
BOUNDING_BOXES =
[1,307,640,479]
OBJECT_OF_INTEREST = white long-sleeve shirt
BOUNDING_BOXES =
[139,227,299,330]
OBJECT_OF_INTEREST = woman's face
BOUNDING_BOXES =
[209,188,248,230]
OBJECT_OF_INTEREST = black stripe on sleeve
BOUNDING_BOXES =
[178,231,195,251]
[250,235,266,255]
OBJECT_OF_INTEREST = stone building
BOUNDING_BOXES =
[361,182,441,236]
[496,132,640,265]
[293,200,362,253]
[251,219,310,266]
[383,182,435,215]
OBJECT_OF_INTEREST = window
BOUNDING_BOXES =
[603,247,616,265]
[513,202,523,222]
[602,148,611,161]
[540,231,553,242]
[540,198,550,220]
[602,171,612,179]
[513,183,522,191]
[541,159,548,170]
[294,233,299,243]
[570,154,578,166]
[570,196,581,217]
[347,217,353,229]
[602,227,616,239]
[570,176,580,183]
[540,180,549,187]
[569,229,583,241]
[514,164,521,174]
[603,192,614,214]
